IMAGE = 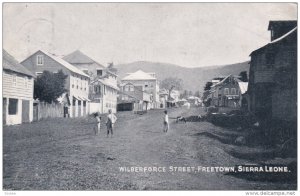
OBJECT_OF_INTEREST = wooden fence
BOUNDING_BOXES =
[33,102,64,121]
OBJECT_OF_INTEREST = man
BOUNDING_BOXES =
[163,110,169,132]
[106,109,117,137]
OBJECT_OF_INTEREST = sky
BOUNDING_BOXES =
[3,3,297,68]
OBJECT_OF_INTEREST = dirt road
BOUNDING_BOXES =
[3,107,296,190]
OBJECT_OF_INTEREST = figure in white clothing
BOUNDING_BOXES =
[106,109,117,137]
[163,110,169,132]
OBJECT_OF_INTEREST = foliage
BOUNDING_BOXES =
[160,77,183,91]
[239,71,248,82]
[204,81,213,91]
[34,70,68,103]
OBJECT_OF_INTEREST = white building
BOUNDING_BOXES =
[122,70,160,109]
[63,50,119,113]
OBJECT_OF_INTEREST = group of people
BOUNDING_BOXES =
[94,109,117,137]
[94,109,170,137]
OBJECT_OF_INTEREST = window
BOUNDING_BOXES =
[129,85,134,91]
[97,69,103,76]
[37,55,44,65]
[8,98,18,115]
[231,88,236,95]
[124,85,129,91]
[12,75,17,86]
[36,72,43,77]
[224,88,229,95]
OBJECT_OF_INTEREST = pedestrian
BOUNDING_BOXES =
[94,112,101,135]
[106,109,117,137]
[163,110,169,132]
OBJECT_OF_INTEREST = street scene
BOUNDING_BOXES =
[2,3,297,191]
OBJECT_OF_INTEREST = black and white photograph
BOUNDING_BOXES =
[2,2,298,193]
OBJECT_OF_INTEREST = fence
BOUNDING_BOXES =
[33,102,64,121]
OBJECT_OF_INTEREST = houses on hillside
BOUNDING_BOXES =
[63,50,119,113]
[121,70,160,109]
[248,20,297,122]
[3,50,35,125]
[21,50,90,118]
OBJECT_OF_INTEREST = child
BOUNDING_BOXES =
[106,109,117,137]
[94,112,101,135]
[163,110,169,132]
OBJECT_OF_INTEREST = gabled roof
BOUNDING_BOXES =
[90,78,119,91]
[63,50,105,68]
[122,70,156,80]
[27,50,89,78]
[250,27,297,56]
[3,50,35,77]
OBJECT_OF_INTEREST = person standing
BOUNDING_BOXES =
[106,109,117,137]
[94,112,101,135]
[163,110,169,132]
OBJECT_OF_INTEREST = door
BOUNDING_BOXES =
[22,100,30,123]
[83,101,86,116]
[78,100,81,117]
[33,103,38,121]
[3,98,7,125]
[72,98,76,118]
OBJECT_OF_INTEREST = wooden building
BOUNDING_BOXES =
[21,50,90,118]
[3,50,35,125]
[248,21,297,121]
[63,50,118,114]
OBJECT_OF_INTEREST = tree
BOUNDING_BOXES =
[204,81,213,91]
[160,77,183,100]
[34,70,68,103]
[239,71,248,82]
[194,90,201,98]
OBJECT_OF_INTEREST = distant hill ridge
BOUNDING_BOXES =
[115,61,250,92]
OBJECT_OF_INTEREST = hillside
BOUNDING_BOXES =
[115,61,250,92]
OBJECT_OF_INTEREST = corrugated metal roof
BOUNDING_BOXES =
[238,82,248,94]
[3,49,35,77]
[122,70,156,80]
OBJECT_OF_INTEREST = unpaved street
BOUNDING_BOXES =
[3,108,296,190]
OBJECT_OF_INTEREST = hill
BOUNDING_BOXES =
[115,61,250,92]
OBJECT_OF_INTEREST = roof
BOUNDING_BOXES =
[37,50,90,78]
[63,50,104,67]
[91,78,119,91]
[122,70,156,81]
[3,50,35,77]
[250,27,297,56]
[238,82,248,94]
[268,20,297,30]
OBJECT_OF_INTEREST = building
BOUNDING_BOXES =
[248,20,297,121]
[3,50,35,125]
[117,82,151,112]
[21,50,90,118]
[63,50,118,113]
[121,70,160,109]
[159,89,169,108]
[210,75,248,108]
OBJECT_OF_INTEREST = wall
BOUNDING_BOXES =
[122,79,159,105]
[3,71,34,125]
[272,89,297,121]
